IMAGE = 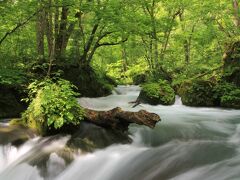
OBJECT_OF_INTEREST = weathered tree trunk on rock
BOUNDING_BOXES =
[84,107,160,131]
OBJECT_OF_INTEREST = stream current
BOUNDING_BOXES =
[1,85,240,180]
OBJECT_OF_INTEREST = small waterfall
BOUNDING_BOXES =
[174,95,183,105]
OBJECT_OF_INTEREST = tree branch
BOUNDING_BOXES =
[97,37,128,47]
[0,4,74,46]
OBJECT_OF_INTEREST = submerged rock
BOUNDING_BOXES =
[67,122,131,152]
[0,123,35,146]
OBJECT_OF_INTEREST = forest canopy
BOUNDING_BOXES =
[0,0,240,88]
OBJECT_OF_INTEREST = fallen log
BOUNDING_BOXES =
[84,107,160,131]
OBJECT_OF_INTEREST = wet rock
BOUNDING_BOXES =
[0,123,35,146]
[67,122,131,152]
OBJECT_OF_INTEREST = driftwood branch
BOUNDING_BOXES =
[84,107,160,131]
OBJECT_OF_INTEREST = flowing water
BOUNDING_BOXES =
[1,85,240,180]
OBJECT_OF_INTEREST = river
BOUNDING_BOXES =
[1,85,240,180]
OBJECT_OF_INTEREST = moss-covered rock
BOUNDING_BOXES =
[181,80,216,107]
[138,80,175,105]
[63,65,113,97]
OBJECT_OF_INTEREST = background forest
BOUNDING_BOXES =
[1,0,240,121]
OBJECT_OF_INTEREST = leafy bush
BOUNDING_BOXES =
[181,80,216,107]
[106,59,149,84]
[22,79,85,133]
[0,69,26,85]
[221,89,240,109]
[213,81,240,108]
[138,80,175,105]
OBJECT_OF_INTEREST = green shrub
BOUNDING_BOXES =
[213,82,236,104]
[22,79,85,134]
[213,81,240,109]
[181,80,216,107]
[0,69,27,86]
[138,80,175,105]
[221,89,240,109]
[132,73,147,85]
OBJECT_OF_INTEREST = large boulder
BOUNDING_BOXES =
[67,122,131,152]
[138,80,175,105]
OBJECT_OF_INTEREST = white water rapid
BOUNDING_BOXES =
[1,85,240,180]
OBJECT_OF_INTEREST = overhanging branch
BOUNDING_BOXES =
[0,4,74,46]
[97,37,128,47]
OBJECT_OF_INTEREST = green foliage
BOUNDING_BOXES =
[181,80,216,107]
[213,82,240,108]
[106,59,149,84]
[139,80,175,105]
[22,79,85,132]
[0,69,26,85]
[221,89,240,109]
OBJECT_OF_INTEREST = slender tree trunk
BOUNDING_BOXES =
[36,0,45,60]
[233,0,240,27]
[121,43,128,72]
[45,0,55,76]
[179,10,190,64]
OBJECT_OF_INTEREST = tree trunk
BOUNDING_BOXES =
[36,0,45,60]
[233,0,240,27]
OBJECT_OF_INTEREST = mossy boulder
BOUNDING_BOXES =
[138,80,175,105]
[181,80,216,107]
[63,65,113,97]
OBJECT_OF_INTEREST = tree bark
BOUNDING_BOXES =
[36,0,45,60]
[233,0,240,27]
